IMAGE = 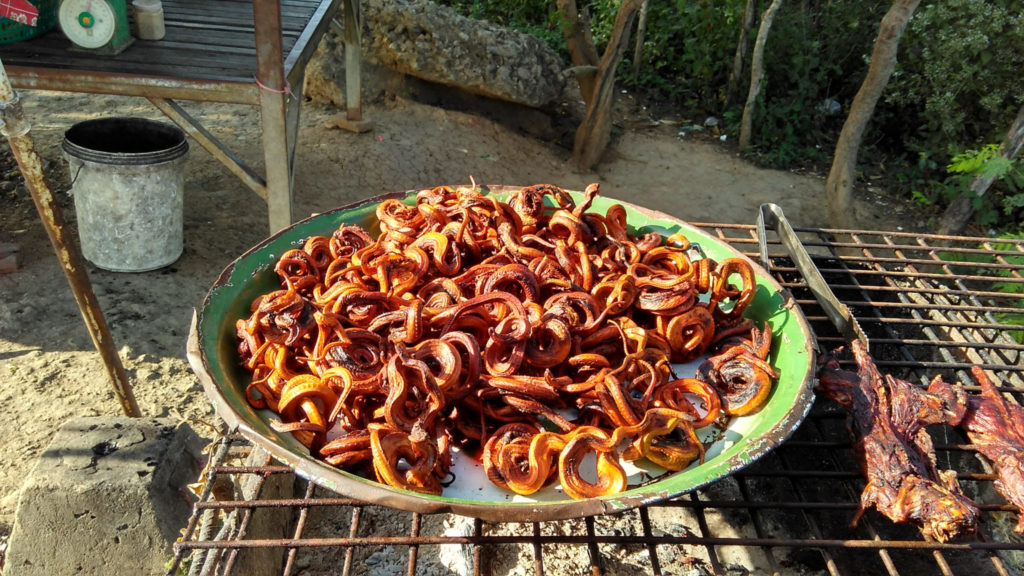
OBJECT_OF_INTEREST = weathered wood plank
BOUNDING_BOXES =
[3,0,324,94]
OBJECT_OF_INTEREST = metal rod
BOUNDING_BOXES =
[198,509,238,575]
[148,97,267,199]
[532,522,544,576]
[220,447,275,575]
[340,506,361,576]
[407,513,421,576]
[473,518,484,576]
[736,472,784,574]
[774,444,842,576]
[194,495,1016,513]
[637,506,662,576]
[806,396,900,575]
[170,225,1024,575]
[584,516,602,576]
[688,491,725,574]
[174,533,1024,552]
[281,480,316,576]
[176,438,233,576]
[0,58,140,417]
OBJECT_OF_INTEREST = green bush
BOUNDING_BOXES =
[886,0,1024,147]
[752,0,887,167]
[619,0,743,110]
[440,0,568,56]
[941,144,1022,226]
[436,0,1024,229]
[882,0,1024,228]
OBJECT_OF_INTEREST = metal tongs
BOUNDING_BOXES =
[756,203,870,352]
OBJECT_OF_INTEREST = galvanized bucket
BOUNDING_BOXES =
[63,117,188,272]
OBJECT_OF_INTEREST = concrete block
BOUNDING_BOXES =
[5,417,206,576]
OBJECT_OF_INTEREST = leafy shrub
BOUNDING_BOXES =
[989,232,1024,344]
[618,0,743,110]
[881,0,1024,229]
[906,143,1024,227]
[886,0,1024,147]
[948,145,1023,224]
[752,0,888,167]
[437,0,1024,229]
[440,0,568,57]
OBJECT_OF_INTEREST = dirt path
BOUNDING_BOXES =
[0,89,915,542]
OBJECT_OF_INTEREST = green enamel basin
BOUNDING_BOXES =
[187,185,816,522]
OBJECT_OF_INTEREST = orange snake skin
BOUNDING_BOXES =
[236,184,775,497]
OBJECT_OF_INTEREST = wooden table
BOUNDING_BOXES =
[2,0,344,233]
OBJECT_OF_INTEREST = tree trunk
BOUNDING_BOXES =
[557,0,601,108]
[725,0,759,109]
[825,0,921,228]
[738,0,783,151]
[937,102,1024,235]
[560,0,643,171]
[632,0,650,80]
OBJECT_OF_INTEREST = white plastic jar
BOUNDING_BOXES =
[132,0,165,41]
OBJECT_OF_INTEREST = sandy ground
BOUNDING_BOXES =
[0,87,918,564]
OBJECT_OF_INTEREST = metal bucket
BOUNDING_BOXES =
[63,117,188,272]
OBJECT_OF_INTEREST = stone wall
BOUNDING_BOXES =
[305,0,567,109]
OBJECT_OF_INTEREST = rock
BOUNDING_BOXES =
[305,32,409,109]
[4,417,206,576]
[306,0,566,109]
[437,515,475,576]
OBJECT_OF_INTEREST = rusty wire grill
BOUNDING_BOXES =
[169,224,1024,576]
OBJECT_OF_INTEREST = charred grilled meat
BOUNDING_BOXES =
[960,366,1024,534]
[817,340,978,542]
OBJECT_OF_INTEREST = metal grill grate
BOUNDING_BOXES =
[168,224,1024,576]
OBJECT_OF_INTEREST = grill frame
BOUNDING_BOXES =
[168,223,1024,576]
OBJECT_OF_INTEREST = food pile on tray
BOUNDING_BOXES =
[233,183,779,498]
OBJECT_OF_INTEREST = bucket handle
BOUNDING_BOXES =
[68,163,84,189]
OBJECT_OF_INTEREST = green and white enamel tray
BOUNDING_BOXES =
[187,186,816,522]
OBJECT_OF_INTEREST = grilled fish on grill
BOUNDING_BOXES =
[817,340,978,542]
[960,366,1024,534]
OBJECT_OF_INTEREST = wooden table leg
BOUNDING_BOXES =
[149,97,269,202]
[344,0,363,122]
[0,60,141,417]
[329,0,373,133]
[254,0,293,234]
[286,70,304,182]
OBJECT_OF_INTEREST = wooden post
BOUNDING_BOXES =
[0,58,141,417]
[254,0,293,234]
[329,0,374,133]
[344,0,363,122]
